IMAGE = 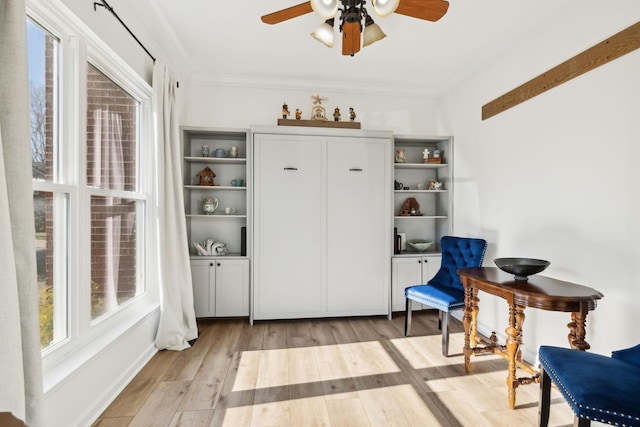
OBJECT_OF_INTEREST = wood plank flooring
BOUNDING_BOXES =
[92,310,575,426]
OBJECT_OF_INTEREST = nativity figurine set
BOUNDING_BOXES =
[280,95,356,122]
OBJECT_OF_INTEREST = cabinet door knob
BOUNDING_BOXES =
[283,167,298,171]
[217,262,221,267]
[209,263,214,266]
[418,260,422,263]
[349,168,363,172]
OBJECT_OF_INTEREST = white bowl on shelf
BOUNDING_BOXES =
[408,239,434,252]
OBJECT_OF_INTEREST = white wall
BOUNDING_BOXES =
[183,83,440,134]
[440,0,640,359]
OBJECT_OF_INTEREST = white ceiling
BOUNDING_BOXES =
[136,0,572,97]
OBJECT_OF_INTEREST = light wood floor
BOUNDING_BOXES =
[92,310,575,427]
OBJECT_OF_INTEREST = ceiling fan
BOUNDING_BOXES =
[261,0,449,57]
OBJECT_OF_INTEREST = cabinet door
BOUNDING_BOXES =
[253,135,324,318]
[423,255,441,283]
[191,260,215,317]
[326,138,390,314]
[391,257,424,312]
[215,259,249,317]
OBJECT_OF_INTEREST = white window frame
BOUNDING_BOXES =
[27,0,159,391]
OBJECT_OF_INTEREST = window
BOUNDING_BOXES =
[86,64,144,320]
[27,4,153,359]
[28,20,68,349]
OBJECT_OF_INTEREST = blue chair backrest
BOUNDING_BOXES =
[430,236,487,290]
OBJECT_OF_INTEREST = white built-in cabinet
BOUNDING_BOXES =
[180,126,453,320]
[251,126,393,321]
[391,255,442,312]
[390,135,452,312]
[191,258,250,317]
[181,127,251,318]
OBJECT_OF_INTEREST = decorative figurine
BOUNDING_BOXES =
[193,238,226,255]
[349,107,356,121]
[212,242,227,255]
[395,149,407,163]
[311,94,328,120]
[433,149,441,158]
[196,166,216,186]
[422,148,430,160]
[282,102,290,119]
[295,109,302,120]
[201,145,209,157]
[333,107,341,121]
[428,179,443,190]
[400,197,421,216]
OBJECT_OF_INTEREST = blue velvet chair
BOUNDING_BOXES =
[404,236,487,356]
[538,344,640,427]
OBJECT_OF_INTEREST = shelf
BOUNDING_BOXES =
[394,215,447,219]
[393,251,441,257]
[190,254,247,259]
[184,185,246,191]
[184,156,246,164]
[394,190,447,193]
[394,162,447,169]
[186,214,247,219]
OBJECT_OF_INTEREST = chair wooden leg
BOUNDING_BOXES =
[538,367,551,427]
[441,311,450,357]
[404,299,412,336]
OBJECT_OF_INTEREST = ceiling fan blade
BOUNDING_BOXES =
[261,2,313,24]
[395,0,449,22]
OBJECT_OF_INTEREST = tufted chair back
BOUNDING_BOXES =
[429,236,487,291]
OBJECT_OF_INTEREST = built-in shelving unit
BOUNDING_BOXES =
[391,135,452,312]
[393,135,452,255]
[181,127,250,317]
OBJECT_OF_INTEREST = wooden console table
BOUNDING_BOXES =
[457,267,603,409]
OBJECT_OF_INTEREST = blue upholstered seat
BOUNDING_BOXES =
[404,236,487,356]
[538,344,640,427]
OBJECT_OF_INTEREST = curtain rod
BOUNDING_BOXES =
[93,0,156,63]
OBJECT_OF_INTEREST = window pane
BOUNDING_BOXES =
[27,20,58,182]
[86,64,139,191]
[35,191,68,349]
[90,196,142,320]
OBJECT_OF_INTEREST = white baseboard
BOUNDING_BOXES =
[43,307,160,427]
[76,341,158,427]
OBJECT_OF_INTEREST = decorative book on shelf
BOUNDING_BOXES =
[423,157,442,164]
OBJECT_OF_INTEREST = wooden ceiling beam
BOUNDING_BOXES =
[482,21,640,120]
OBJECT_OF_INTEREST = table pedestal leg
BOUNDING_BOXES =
[505,303,524,409]
[462,287,474,372]
[470,288,479,349]
[567,303,591,351]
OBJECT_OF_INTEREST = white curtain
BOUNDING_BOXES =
[0,0,45,425]
[90,109,125,312]
[153,61,198,350]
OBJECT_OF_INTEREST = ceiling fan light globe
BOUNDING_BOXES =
[310,0,339,20]
[311,21,335,48]
[372,0,400,17]
[363,23,386,47]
